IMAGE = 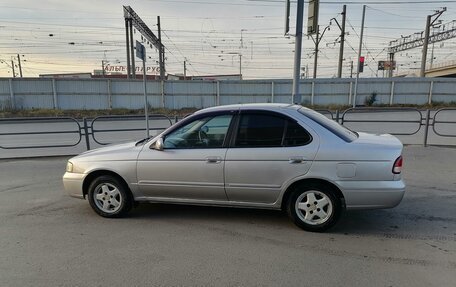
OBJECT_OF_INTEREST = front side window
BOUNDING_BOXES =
[163,114,233,149]
[234,113,311,148]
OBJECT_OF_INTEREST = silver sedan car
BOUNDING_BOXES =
[63,104,405,232]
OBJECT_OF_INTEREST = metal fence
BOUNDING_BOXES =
[0,114,174,152]
[433,108,456,138]
[89,115,173,147]
[1,77,456,110]
[0,117,82,149]
[1,109,455,158]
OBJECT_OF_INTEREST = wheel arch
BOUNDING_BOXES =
[82,169,132,199]
[280,178,346,211]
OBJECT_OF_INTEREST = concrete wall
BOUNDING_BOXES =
[1,77,455,110]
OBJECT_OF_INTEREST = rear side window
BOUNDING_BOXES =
[299,108,358,142]
[234,113,311,148]
[236,114,284,147]
[284,120,312,146]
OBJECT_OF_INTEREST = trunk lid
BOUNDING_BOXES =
[353,132,403,149]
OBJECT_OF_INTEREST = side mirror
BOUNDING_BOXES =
[154,137,164,151]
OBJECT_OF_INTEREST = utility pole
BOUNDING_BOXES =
[239,54,242,79]
[292,0,305,104]
[388,52,394,78]
[421,15,431,77]
[125,18,131,78]
[183,60,187,80]
[312,24,330,79]
[420,8,446,77]
[313,25,319,79]
[142,50,149,137]
[17,54,23,77]
[102,60,106,78]
[129,20,136,79]
[338,5,346,78]
[353,4,366,108]
[157,16,165,80]
[350,60,353,78]
[11,59,16,78]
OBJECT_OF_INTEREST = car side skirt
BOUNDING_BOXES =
[134,196,282,210]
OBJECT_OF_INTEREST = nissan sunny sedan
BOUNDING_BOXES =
[63,103,405,232]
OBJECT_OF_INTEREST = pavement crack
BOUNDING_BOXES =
[16,200,62,216]
[0,184,30,193]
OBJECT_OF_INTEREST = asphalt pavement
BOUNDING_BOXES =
[0,146,455,286]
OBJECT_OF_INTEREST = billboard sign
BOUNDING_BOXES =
[103,65,160,74]
[307,0,319,35]
[378,61,397,71]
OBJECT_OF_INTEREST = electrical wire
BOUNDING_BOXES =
[1,1,456,78]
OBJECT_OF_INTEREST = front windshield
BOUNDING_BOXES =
[299,108,358,142]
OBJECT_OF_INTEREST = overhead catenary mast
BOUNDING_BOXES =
[387,8,451,77]
[123,6,166,80]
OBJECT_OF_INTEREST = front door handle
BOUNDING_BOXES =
[206,156,222,163]
[289,156,304,164]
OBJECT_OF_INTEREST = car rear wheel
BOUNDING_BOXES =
[88,175,133,218]
[287,183,341,232]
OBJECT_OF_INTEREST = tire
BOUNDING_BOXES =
[87,175,133,218]
[287,183,342,232]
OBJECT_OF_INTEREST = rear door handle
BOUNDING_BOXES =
[206,156,222,163]
[289,156,304,164]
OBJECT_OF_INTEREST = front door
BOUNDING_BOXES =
[137,113,234,201]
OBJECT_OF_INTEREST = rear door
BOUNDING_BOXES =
[224,111,319,203]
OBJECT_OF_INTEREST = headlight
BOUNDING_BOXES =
[66,161,73,173]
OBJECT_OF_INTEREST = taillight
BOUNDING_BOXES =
[393,156,403,174]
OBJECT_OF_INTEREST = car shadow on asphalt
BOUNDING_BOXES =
[125,202,441,237]
[129,203,289,226]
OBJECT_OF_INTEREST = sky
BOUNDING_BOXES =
[1,0,456,79]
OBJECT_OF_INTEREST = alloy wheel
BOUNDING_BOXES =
[295,190,333,225]
[93,183,122,214]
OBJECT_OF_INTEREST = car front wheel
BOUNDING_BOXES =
[88,175,133,218]
[287,183,342,232]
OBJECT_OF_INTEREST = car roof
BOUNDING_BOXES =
[194,103,304,115]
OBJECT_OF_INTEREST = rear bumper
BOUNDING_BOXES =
[62,172,86,199]
[337,180,405,210]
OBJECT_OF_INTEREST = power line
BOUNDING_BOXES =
[161,30,200,76]
[249,0,456,3]
[1,2,456,78]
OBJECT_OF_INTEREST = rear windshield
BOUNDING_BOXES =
[298,108,358,142]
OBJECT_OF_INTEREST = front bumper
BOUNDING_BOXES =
[337,180,406,210]
[63,172,86,199]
